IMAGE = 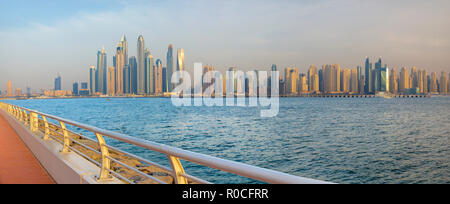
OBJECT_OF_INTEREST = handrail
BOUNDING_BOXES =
[0,102,332,184]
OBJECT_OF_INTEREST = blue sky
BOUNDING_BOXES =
[1,0,449,91]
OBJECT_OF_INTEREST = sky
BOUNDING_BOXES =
[0,0,450,91]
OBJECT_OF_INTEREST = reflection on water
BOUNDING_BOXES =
[4,97,450,183]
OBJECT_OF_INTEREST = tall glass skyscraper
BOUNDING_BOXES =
[54,75,62,91]
[121,35,128,66]
[177,48,184,71]
[129,56,137,94]
[96,46,107,94]
[89,66,96,95]
[166,44,174,92]
[364,57,372,94]
[137,35,145,95]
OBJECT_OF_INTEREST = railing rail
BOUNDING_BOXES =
[0,102,332,184]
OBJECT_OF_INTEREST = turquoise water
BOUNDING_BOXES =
[3,97,450,184]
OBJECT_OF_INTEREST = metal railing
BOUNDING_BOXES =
[0,102,332,184]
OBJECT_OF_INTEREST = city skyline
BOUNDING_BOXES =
[1,0,450,90]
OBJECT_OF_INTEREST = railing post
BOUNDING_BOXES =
[59,121,71,153]
[42,116,50,140]
[30,112,38,132]
[19,108,23,121]
[95,133,112,181]
[168,155,188,184]
[23,110,29,126]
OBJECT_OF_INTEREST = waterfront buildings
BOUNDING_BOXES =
[73,83,79,95]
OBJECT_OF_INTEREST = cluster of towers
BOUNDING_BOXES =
[89,35,184,96]
[281,57,449,96]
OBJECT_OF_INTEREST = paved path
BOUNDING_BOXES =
[0,113,54,184]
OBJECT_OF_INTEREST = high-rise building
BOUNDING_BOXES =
[73,83,79,95]
[115,43,124,95]
[390,68,398,94]
[96,46,107,94]
[357,65,362,93]
[350,68,358,93]
[307,65,317,92]
[311,73,319,93]
[430,72,438,93]
[166,44,174,92]
[137,35,145,95]
[121,35,128,66]
[298,74,308,94]
[364,57,372,93]
[380,67,389,92]
[440,71,448,94]
[89,66,96,95]
[422,70,430,94]
[108,66,116,96]
[162,67,167,93]
[374,57,382,92]
[6,80,12,97]
[323,65,333,93]
[332,64,341,92]
[411,66,419,89]
[341,68,351,93]
[448,73,450,95]
[155,59,163,94]
[15,88,22,96]
[129,56,137,94]
[285,67,298,95]
[54,75,62,91]
[145,54,155,94]
[399,67,409,93]
[177,48,185,72]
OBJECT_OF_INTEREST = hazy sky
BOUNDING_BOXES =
[1,0,449,91]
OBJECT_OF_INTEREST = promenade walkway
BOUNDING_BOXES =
[0,113,54,184]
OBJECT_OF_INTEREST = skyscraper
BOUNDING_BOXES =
[430,72,438,93]
[350,68,358,93]
[440,71,447,94]
[298,74,308,94]
[54,75,62,91]
[285,67,298,95]
[422,70,428,94]
[145,54,155,94]
[333,64,341,92]
[89,66,96,95]
[137,35,145,95]
[155,59,163,94]
[108,66,116,96]
[115,43,124,95]
[390,68,398,94]
[6,80,12,97]
[364,57,372,93]
[96,46,107,94]
[73,83,79,95]
[129,56,137,94]
[380,67,389,92]
[399,67,409,93]
[307,65,317,92]
[166,44,174,92]
[177,48,185,72]
[341,68,351,93]
[121,35,128,66]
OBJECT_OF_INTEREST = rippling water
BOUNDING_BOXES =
[3,97,450,184]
